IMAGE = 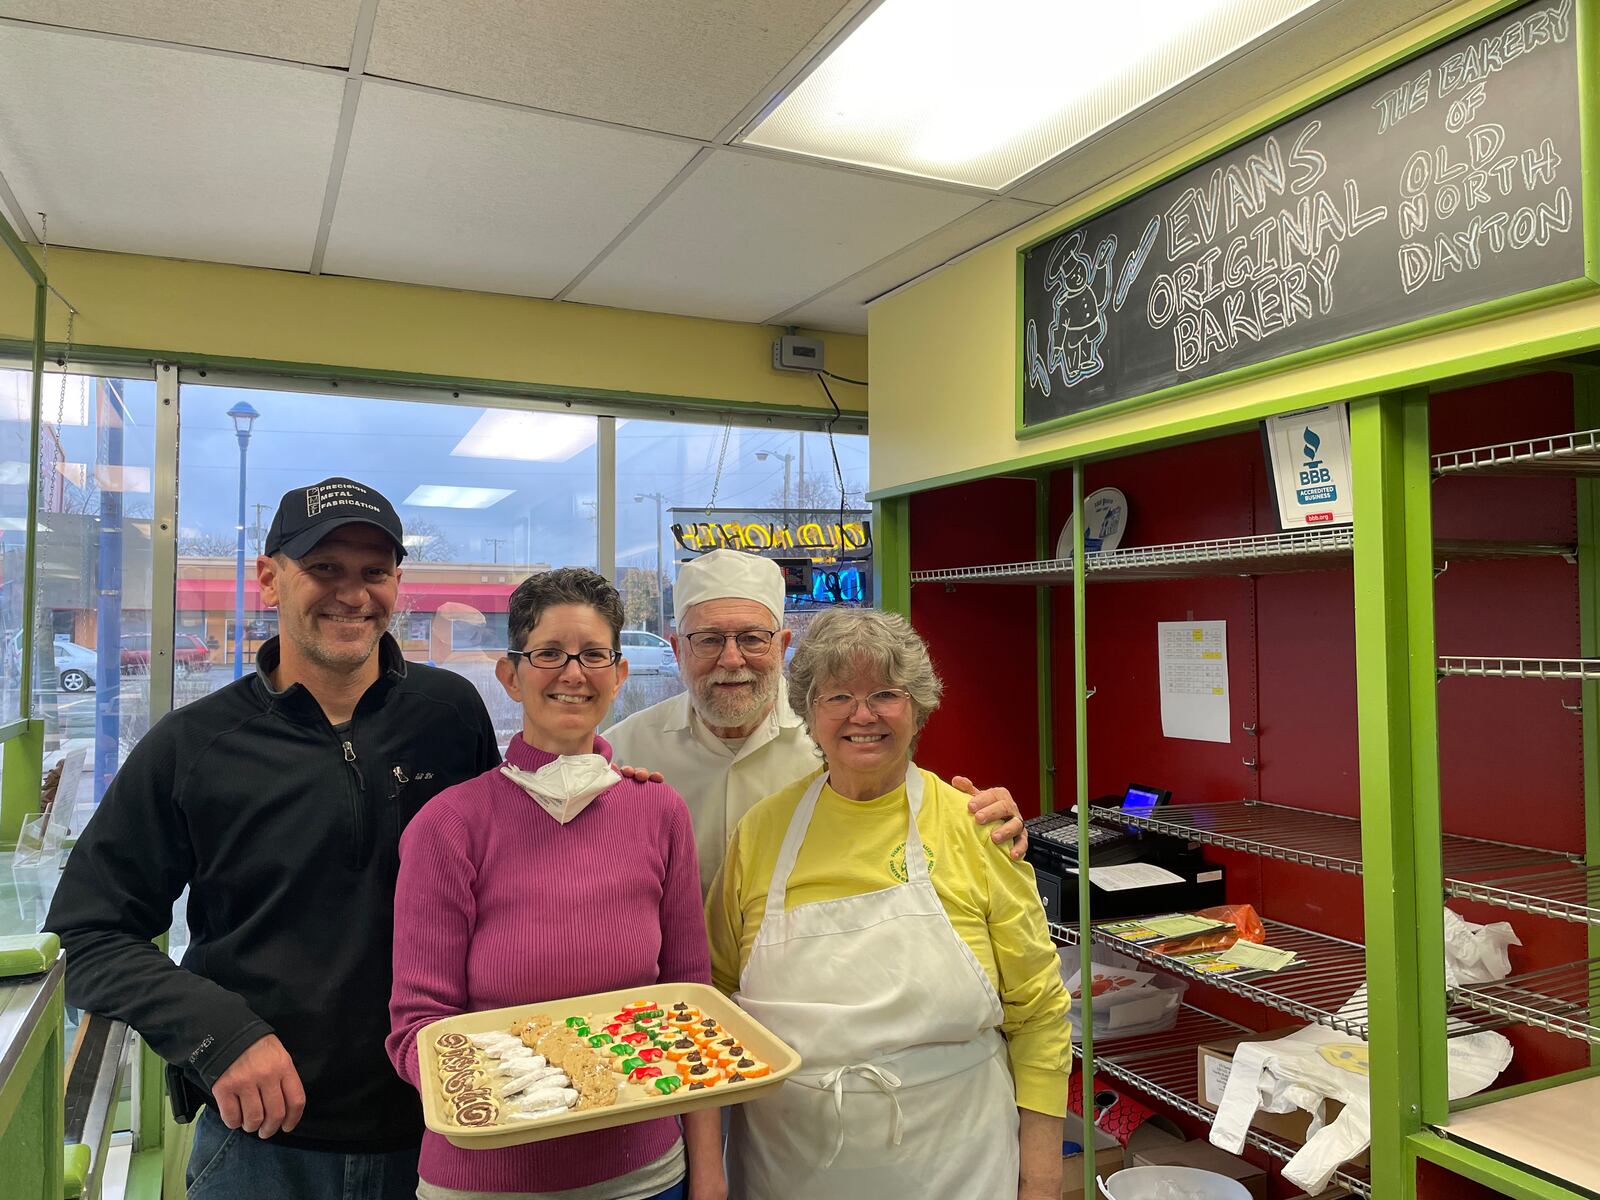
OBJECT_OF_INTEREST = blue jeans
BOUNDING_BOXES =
[185,1107,420,1200]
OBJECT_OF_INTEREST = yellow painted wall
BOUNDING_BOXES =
[867,0,1598,496]
[0,247,867,414]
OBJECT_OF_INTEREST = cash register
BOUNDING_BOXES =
[1024,784,1225,924]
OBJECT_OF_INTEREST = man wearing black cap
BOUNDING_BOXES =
[46,478,502,1200]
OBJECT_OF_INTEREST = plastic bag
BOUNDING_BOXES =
[1210,987,1512,1194]
[1442,906,1520,986]
[1148,904,1266,956]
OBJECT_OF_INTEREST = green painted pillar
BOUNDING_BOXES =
[1349,389,1445,1200]
[873,496,911,618]
[0,718,45,847]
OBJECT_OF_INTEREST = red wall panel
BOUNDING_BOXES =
[909,478,1042,812]
[905,370,1589,1127]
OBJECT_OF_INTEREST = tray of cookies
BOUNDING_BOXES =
[417,982,801,1148]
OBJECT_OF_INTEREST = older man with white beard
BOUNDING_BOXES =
[607,549,1026,895]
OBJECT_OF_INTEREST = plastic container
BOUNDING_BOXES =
[1097,1165,1253,1200]
[1061,945,1187,1043]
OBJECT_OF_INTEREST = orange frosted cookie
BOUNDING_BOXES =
[664,1037,700,1062]
[665,1002,701,1025]
[727,1054,769,1078]
[681,1061,724,1087]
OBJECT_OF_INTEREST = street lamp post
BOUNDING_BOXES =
[634,492,667,635]
[756,450,794,516]
[227,401,259,679]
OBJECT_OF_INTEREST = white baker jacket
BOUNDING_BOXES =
[605,686,821,895]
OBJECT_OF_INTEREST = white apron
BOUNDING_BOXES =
[727,766,1021,1199]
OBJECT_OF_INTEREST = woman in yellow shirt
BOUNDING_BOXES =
[706,607,1070,1200]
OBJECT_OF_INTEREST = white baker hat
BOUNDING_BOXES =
[673,549,785,626]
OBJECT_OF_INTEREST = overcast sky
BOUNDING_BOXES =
[46,380,869,575]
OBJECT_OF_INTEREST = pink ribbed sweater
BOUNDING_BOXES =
[387,733,711,1193]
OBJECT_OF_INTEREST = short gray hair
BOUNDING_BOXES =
[787,608,943,745]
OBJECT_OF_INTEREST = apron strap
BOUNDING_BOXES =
[816,1062,904,1168]
[762,764,927,920]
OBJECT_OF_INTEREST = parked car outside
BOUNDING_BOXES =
[53,641,98,693]
[120,632,212,674]
[620,629,676,675]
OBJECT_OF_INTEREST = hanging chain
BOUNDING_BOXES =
[703,413,734,515]
[39,213,73,441]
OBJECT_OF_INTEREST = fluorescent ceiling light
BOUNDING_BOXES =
[743,0,1320,190]
[55,464,152,493]
[403,484,515,510]
[0,372,93,426]
[451,410,598,462]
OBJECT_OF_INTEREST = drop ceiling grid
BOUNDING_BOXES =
[774,197,1048,332]
[321,82,702,298]
[0,0,364,67]
[362,0,854,141]
[567,148,984,324]
[0,24,345,270]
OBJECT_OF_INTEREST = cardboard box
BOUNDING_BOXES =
[1124,1120,1185,1160]
[1129,1140,1269,1200]
[1196,1033,1369,1167]
[1060,1125,1123,1199]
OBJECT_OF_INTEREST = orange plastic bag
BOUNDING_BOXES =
[1148,904,1266,956]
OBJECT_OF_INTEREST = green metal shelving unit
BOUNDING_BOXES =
[873,377,1600,1198]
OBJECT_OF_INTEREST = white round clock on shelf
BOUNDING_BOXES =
[1054,487,1128,560]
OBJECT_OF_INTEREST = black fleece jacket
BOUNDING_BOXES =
[45,635,500,1151]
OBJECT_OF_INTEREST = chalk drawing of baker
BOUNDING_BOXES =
[1029,229,1116,394]
[1027,216,1161,401]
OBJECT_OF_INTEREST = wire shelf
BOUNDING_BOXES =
[1449,959,1600,1046]
[1446,864,1600,928]
[1099,801,1589,925]
[1434,427,1600,477]
[911,531,1571,587]
[1088,1005,1374,1197]
[1437,657,1600,681]
[1054,918,1372,1037]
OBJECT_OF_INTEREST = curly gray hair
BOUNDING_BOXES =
[787,607,943,751]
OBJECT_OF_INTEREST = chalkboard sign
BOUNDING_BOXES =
[1020,0,1588,431]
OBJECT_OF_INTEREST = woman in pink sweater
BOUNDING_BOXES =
[388,568,724,1200]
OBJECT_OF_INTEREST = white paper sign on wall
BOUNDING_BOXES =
[1263,403,1353,529]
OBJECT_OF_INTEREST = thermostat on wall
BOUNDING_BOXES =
[773,334,825,373]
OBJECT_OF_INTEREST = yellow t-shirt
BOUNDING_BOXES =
[706,766,1072,1116]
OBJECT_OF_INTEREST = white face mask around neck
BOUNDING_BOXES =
[500,754,618,825]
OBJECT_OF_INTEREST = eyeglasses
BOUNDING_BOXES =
[507,648,622,670]
[812,689,912,719]
[681,629,779,660]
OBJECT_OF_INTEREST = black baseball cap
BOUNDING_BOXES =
[265,477,407,562]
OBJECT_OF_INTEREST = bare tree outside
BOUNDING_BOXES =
[403,518,461,562]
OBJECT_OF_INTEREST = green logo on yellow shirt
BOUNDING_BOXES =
[888,841,936,883]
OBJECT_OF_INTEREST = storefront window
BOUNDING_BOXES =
[175,385,598,749]
[609,419,869,726]
[33,371,158,820]
[0,370,156,938]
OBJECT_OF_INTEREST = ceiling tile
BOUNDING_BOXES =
[365,0,852,139]
[322,83,700,298]
[566,149,984,325]
[778,198,1047,333]
[0,26,343,268]
[0,0,362,66]
[1012,0,1443,206]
